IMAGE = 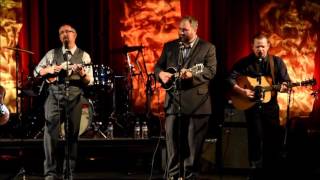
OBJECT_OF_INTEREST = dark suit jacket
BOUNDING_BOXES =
[155,38,217,115]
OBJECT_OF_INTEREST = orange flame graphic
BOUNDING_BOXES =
[260,0,318,124]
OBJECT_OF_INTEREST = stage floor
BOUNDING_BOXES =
[1,123,320,180]
[0,137,251,180]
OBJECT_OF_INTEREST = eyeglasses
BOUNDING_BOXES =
[59,30,75,35]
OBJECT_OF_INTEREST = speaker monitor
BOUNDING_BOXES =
[222,127,249,169]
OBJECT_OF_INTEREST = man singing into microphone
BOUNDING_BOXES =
[226,32,290,180]
[34,24,93,180]
[155,16,217,180]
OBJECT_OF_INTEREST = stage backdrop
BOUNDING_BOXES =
[1,0,319,125]
[109,0,320,124]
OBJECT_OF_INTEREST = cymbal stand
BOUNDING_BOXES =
[125,52,134,116]
[282,87,293,159]
[11,45,27,180]
[108,76,125,129]
[89,100,107,139]
[137,46,155,121]
[145,73,155,120]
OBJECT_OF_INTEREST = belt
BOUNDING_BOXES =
[48,80,83,88]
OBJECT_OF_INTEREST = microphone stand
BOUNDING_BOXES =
[63,48,72,180]
[176,44,184,180]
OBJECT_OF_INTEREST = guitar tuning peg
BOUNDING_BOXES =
[311,89,319,98]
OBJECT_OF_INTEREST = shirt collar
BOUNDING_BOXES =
[62,45,77,55]
[188,36,198,48]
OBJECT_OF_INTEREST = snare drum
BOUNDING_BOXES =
[60,98,93,137]
[93,65,113,89]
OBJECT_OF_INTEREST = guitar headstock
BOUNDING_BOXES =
[300,78,316,86]
[191,63,204,74]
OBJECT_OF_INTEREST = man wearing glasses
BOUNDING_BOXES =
[34,24,93,180]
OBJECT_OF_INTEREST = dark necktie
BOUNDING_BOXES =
[65,50,72,61]
[183,45,191,59]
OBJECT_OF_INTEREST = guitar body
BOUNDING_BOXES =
[229,76,272,110]
[229,76,316,110]
[161,67,178,90]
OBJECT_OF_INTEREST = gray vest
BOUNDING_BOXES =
[48,48,85,101]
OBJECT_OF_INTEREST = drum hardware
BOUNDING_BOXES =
[33,127,44,139]
[79,98,108,139]
[123,45,146,112]
[311,89,319,99]
[0,85,9,126]
[122,44,160,137]
[93,64,114,90]
[104,75,127,136]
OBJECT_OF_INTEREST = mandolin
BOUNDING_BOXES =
[161,63,204,91]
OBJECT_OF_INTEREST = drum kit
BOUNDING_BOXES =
[29,63,128,139]
[1,45,158,139]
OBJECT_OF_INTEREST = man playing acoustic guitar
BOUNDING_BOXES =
[34,24,93,180]
[227,32,291,180]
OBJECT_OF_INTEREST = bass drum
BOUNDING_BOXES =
[60,98,93,137]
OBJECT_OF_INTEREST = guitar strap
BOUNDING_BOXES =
[269,55,275,84]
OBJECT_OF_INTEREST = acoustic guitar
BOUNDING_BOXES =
[161,63,204,91]
[46,62,91,83]
[229,76,316,110]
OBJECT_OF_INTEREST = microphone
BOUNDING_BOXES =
[63,38,69,50]
[178,37,186,49]
[258,52,263,62]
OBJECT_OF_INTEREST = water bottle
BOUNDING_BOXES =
[106,121,114,139]
[141,121,148,139]
[134,121,141,139]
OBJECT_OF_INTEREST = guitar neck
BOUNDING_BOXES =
[60,62,92,70]
[173,67,192,77]
[269,82,311,91]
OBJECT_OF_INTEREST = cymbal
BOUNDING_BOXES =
[3,46,35,55]
[110,45,144,54]
[114,75,125,78]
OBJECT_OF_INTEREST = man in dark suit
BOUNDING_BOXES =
[155,16,217,180]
